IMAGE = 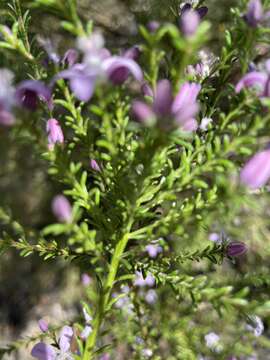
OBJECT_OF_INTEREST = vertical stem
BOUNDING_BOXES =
[82,232,130,360]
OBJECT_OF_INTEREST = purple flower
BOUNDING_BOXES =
[145,289,158,304]
[31,343,56,360]
[244,0,263,27]
[103,56,143,85]
[80,308,93,340]
[204,332,220,350]
[46,118,64,150]
[59,326,73,353]
[133,79,200,131]
[37,37,60,65]
[180,9,200,37]
[57,33,142,102]
[226,242,247,257]
[100,354,110,360]
[235,71,268,95]
[90,159,101,172]
[52,195,72,223]
[81,273,92,286]
[147,21,160,32]
[56,64,97,102]
[180,3,208,19]
[247,315,264,337]
[141,82,154,97]
[16,80,52,111]
[145,244,162,258]
[134,271,155,287]
[62,49,79,68]
[0,69,15,126]
[240,149,270,189]
[38,319,49,333]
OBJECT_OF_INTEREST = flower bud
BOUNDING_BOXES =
[226,242,247,257]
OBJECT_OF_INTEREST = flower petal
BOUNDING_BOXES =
[103,56,143,84]
[240,149,270,189]
[59,326,74,353]
[235,71,267,93]
[31,342,56,360]
[153,79,173,116]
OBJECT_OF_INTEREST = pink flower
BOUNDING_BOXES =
[46,118,64,150]
[52,195,72,223]
[240,149,270,189]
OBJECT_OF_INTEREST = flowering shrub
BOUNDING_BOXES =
[0,0,270,359]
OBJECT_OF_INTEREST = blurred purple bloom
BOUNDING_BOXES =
[52,195,72,223]
[247,315,264,337]
[244,0,263,27]
[147,21,160,32]
[180,3,208,19]
[57,64,97,102]
[81,273,92,286]
[0,69,15,126]
[145,244,162,258]
[141,82,154,97]
[57,33,142,101]
[204,332,220,349]
[209,232,221,243]
[37,37,60,65]
[145,289,158,304]
[235,71,268,95]
[62,49,79,68]
[103,56,143,85]
[134,271,155,287]
[59,326,73,353]
[38,319,49,333]
[133,79,200,131]
[226,241,247,257]
[100,354,110,360]
[180,9,200,37]
[16,80,52,111]
[240,149,270,189]
[46,118,64,150]
[90,159,101,172]
[81,325,92,340]
[31,342,56,360]
[124,46,141,61]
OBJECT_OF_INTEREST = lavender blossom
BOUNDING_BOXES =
[147,21,160,32]
[16,80,52,111]
[145,289,158,304]
[46,119,64,150]
[81,273,92,286]
[133,79,200,131]
[52,195,72,223]
[180,9,200,36]
[59,326,73,353]
[204,332,220,350]
[246,315,264,337]
[62,49,79,68]
[226,242,247,257]
[145,244,162,258]
[31,342,56,360]
[0,69,15,126]
[38,319,49,333]
[240,149,270,189]
[180,3,208,19]
[90,159,101,172]
[244,0,263,27]
[57,33,142,102]
[134,271,155,287]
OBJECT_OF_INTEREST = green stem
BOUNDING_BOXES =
[82,232,130,360]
